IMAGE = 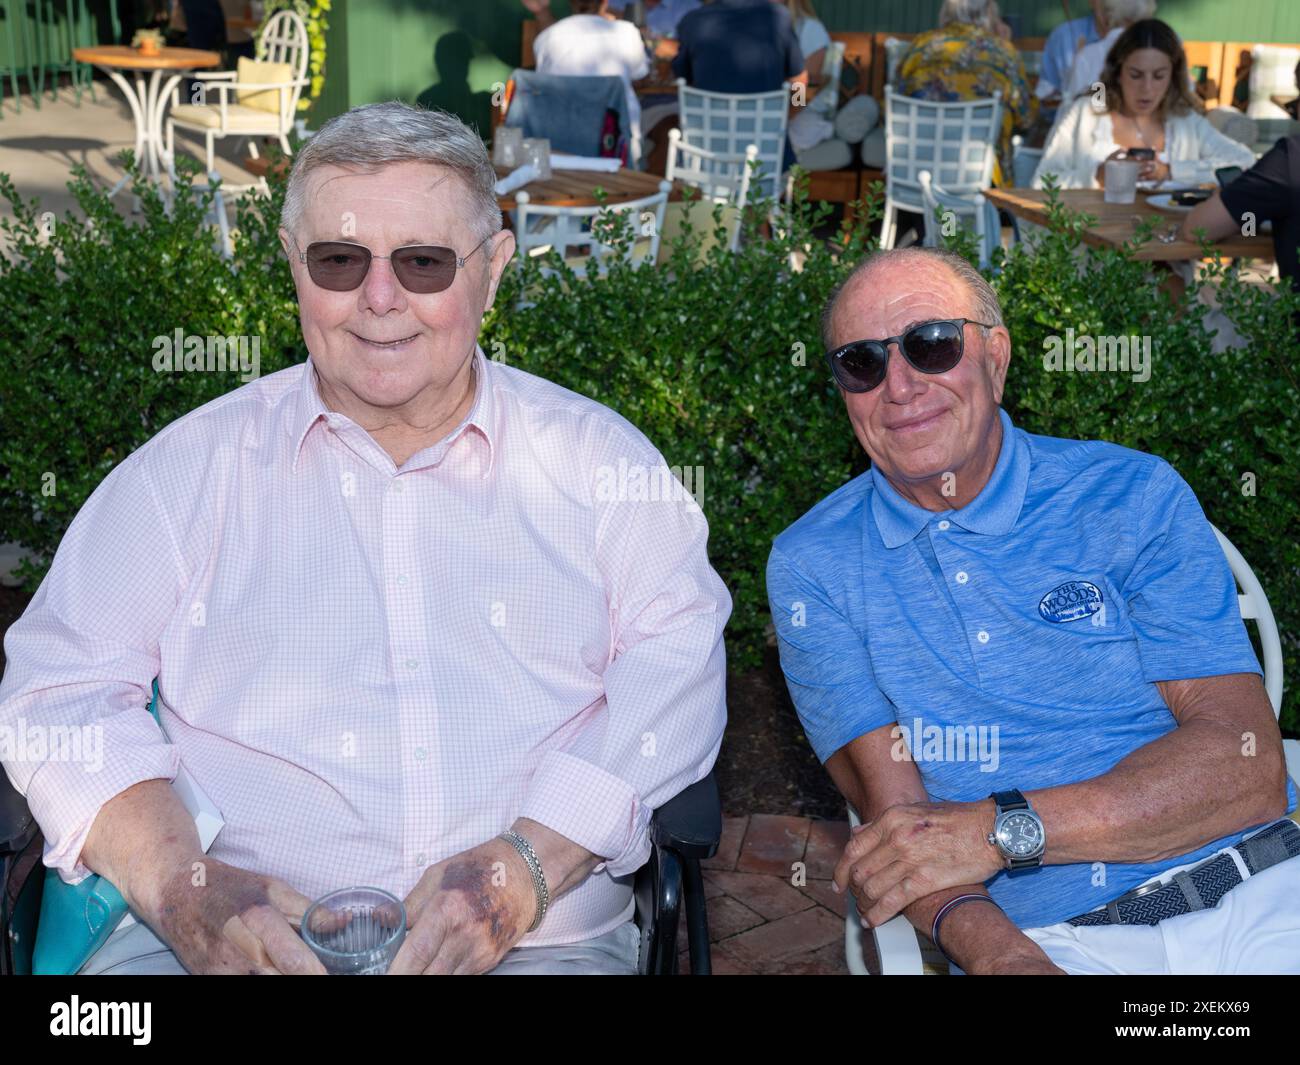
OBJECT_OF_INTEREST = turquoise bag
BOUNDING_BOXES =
[32,679,161,975]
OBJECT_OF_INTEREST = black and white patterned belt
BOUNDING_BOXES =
[1066,818,1300,927]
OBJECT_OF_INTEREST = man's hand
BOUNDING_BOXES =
[148,855,325,974]
[389,836,537,975]
[834,799,1003,927]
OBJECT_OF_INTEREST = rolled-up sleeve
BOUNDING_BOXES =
[516,426,730,878]
[0,455,182,883]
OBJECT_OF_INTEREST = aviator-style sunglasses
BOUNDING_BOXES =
[289,233,493,294]
[826,318,996,393]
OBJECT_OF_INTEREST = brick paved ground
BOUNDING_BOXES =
[678,814,951,974]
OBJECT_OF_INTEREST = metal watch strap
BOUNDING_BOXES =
[499,829,549,933]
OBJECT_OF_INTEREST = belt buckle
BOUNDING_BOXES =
[1115,878,1168,905]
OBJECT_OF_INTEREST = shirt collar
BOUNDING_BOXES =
[869,407,1029,548]
[288,345,498,478]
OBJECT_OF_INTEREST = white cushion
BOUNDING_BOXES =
[170,102,285,132]
[236,56,295,114]
[795,136,852,171]
[833,94,879,144]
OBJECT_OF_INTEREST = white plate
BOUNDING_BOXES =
[1147,193,1195,213]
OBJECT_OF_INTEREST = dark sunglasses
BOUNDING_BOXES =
[826,318,996,393]
[289,233,492,293]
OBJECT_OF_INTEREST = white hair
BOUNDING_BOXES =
[280,100,502,241]
[1103,0,1156,25]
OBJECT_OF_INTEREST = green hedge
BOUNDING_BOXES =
[1,160,1295,733]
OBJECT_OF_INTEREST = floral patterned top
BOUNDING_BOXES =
[897,22,1037,186]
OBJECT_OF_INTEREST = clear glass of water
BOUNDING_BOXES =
[301,887,406,975]
[493,126,524,169]
[523,138,553,180]
[1103,158,1140,204]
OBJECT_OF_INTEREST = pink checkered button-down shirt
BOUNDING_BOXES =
[0,345,730,947]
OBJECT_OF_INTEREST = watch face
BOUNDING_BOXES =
[996,812,1044,858]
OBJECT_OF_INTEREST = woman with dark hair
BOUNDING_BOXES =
[1033,18,1253,189]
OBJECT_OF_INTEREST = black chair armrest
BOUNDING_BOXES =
[649,772,720,861]
[0,772,37,858]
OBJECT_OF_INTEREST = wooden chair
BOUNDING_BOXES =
[1183,40,1227,108]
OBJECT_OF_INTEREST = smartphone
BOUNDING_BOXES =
[1216,165,1244,187]
[1126,147,1155,161]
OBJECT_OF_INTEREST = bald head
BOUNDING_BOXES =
[821,247,1004,353]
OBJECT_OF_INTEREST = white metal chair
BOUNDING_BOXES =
[844,523,1297,975]
[164,9,310,193]
[514,181,671,283]
[916,168,1000,267]
[664,130,756,254]
[881,86,1001,253]
[675,78,790,205]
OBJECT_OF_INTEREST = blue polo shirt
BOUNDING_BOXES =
[766,408,1297,929]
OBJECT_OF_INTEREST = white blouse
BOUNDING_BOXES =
[1032,96,1256,190]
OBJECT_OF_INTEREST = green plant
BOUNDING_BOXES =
[483,175,880,669]
[0,154,302,591]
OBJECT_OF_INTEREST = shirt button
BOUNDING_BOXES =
[416,853,427,866]
[405,658,419,671]
[396,574,409,585]
[414,746,427,761]
[937,520,950,531]
[956,571,969,584]
[977,630,990,644]
[390,480,405,493]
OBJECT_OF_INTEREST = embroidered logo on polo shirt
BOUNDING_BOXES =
[1038,580,1103,623]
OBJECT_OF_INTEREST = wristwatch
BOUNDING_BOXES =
[987,789,1045,872]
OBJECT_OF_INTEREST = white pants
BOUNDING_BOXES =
[77,917,642,975]
[1023,837,1300,975]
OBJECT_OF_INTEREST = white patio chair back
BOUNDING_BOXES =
[514,181,670,283]
[916,168,1000,267]
[882,86,1001,250]
[843,523,1294,976]
[665,130,756,252]
[165,9,309,196]
[676,78,789,204]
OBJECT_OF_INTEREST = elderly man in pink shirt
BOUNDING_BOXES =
[0,101,730,975]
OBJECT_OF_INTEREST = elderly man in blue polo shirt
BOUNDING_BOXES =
[767,246,1300,975]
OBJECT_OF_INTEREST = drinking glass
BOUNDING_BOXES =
[523,138,552,180]
[301,887,406,975]
[1103,158,1140,204]
[493,126,524,169]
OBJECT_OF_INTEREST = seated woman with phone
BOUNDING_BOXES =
[1032,18,1254,191]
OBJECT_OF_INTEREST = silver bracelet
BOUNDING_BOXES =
[499,829,549,933]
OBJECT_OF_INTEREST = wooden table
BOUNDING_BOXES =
[495,165,683,211]
[982,186,1274,262]
[73,46,222,196]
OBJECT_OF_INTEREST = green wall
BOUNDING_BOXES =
[306,0,1300,130]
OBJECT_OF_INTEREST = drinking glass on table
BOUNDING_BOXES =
[301,887,406,975]
[1103,157,1140,204]
[523,138,552,180]
[493,126,524,169]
